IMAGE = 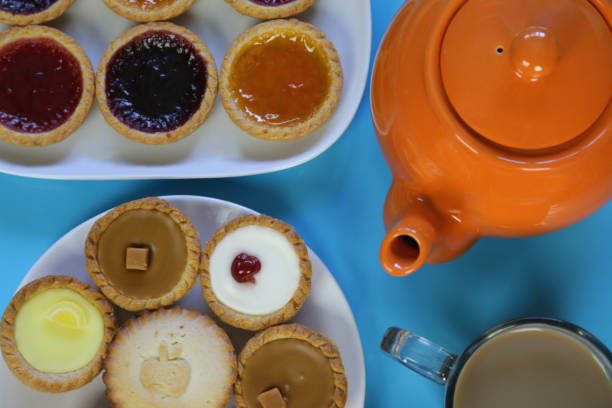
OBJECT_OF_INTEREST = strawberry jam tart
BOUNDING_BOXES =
[96,23,217,145]
[200,214,312,331]
[0,26,94,146]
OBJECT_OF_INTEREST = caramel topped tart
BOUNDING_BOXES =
[220,19,342,141]
[85,197,201,311]
[234,324,348,408]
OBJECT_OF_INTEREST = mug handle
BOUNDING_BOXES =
[381,327,458,385]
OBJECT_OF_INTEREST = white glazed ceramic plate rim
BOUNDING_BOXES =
[0,0,371,180]
[0,195,366,407]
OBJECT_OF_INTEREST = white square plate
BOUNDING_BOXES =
[0,0,371,179]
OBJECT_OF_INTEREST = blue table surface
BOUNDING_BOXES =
[1,1,611,406]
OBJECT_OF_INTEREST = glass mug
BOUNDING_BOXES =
[381,318,612,408]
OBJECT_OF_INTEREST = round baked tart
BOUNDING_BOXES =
[225,0,317,19]
[0,25,94,147]
[96,22,218,145]
[235,324,348,408]
[102,0,197,23]
[200,214,311,331]
[104,307,237,408]
[0,0,75,25]
[220,19,343,141]
[85,197,201,311]
[0,275,116,393]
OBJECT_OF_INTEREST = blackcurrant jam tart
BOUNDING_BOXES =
[0,26,94,147]
[0,0,75,25]
[220,19,343,141]
[96,23,218,145]
[200,214,312,331]
[102,0,197,23]
[225,0,317,19]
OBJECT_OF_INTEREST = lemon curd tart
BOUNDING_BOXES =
[85,197,201,311]
[0,275,115,393]
[0,0,75,25]
[225,0,317,19]
[220,19,342,141]
[102,0,197,22]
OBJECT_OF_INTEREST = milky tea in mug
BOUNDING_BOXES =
[382,319,612,408]
[452,324,612,408]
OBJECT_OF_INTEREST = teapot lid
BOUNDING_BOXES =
[439,0,612,151]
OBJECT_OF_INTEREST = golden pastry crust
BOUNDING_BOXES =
[104,307,237,408]
[85,197,201,311]
[220,19,343,141]
[96,22,218,145]
[234,324,348,408]
[0,0,75,25]
[102,0,197,22]
[200,214,312,331]
[225,0,317,19]
[0,25,94,147]
[0,275,116,393]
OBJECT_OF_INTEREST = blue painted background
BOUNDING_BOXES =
[1,1,611,406]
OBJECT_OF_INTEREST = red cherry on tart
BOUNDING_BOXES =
[225,0,317,19]
[0,26,94,147]
[231,253,261,283]
[0,0,76,25]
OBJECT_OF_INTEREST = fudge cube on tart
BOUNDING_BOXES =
[200,214,311,331]
[225,0,317,19]
[0,275,116,393]
[96,23,218,145]
[0,25,94,147]
[220,19,343,141]
[103,307,237,408]
[234,324,348,408]
[85,197,201,311]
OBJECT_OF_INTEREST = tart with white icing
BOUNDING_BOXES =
[200,214,312,331]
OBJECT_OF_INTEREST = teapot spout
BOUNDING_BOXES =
[380,182,478,276]
[380,208,437,276]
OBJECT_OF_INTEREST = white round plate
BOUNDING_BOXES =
[0,0,371,180]
[0,195,366,407]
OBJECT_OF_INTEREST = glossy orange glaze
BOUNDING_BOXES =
[372,0,612,276]
[230,31,329,127]
[118,0,174,10]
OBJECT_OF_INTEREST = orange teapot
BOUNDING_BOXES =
[372,0,612,276]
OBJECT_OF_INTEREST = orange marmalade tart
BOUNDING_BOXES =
[96,23,217,145]
[0,0,75,25]
[220,19,343,141]
[102,0,197,22]
[1,275,115,393]
[225,0,317,19]
[0,25,94,147]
